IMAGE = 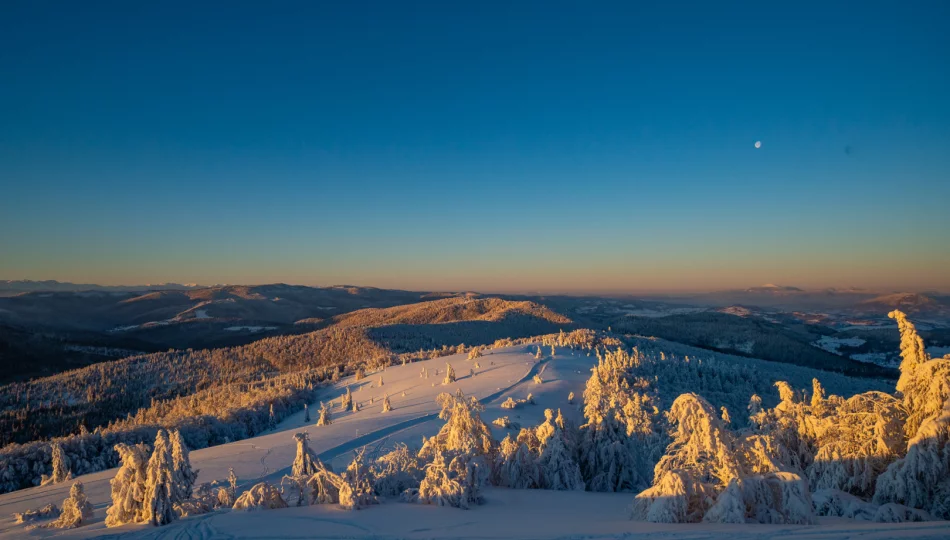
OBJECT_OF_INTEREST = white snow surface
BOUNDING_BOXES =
[813,336,867,355]
[1,345,946,539]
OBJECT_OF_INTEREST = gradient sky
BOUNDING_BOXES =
[1,1,948,293]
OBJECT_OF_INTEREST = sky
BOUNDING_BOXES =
[1,1,948,294]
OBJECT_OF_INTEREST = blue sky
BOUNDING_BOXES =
[1,1,948,292]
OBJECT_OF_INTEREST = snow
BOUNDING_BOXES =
[814,337,867,355]
[1,344,946,539]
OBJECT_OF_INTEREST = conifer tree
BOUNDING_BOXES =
[105,443,150,527]
[443,363,456,385]
[47,481,94,529]
[170,430,198,501]
[143,430,176,526]
[317,402,332,426]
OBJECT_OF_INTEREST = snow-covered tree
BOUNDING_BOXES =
[341,387,353,411]
[105,443,150,527]
[291,432,322,477]
[143,430,177,526]
[228,468,238,500]
[317,402,332,426]
[443,363,456,385]
[631,393,742,522]
[373,443,422,497]
[382,394,393,413]
[232,482,288,511]
[418,451,485,509]
[538,424,584,491]
[170,430,198,501]
[874,399,950,519]
[304,403,310,422]
[378,375,384,387]
[41,442,72,486]
[338,449,377,510]
[47,481,94,529]
[495,434,539,489]
[419,392,494,460]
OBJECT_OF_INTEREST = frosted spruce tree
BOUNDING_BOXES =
[170,430,198,501]
[105,443,150,527]
[495,434,539,489]
[872,310,950,519]
[443,363,456,385]
[537,410,584,491]
[143,430,177,526]
[41,442,72,486]
[341,387,353,411]
[382,394,393,413]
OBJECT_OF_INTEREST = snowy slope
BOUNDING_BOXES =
[1,344,946,539]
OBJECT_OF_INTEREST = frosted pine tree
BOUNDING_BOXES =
[378,375,384,387]
[143,430,177,526]
[538,425,584,491]
[382,394,393,413]
[304,403,310,422]
[47,482,94,529]
[268,404,277,429]
[170,430,198,501]
[105,443,150,527]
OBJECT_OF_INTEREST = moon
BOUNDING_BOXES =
[754,141,762,149]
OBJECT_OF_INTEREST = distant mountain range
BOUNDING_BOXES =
[0,279,203,296]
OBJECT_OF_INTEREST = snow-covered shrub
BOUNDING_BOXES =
[373,444,422,497]
[501,397,519,410]
[14,503,60,525]
[418,451,486,509]
[47,481,94,529]
[812,489,877,520]
[338,449,378,510]
[874,503,933,522]
[233,482,288,511]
